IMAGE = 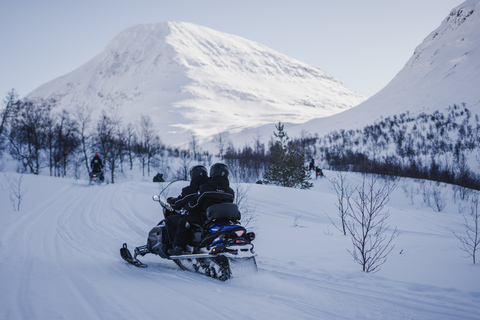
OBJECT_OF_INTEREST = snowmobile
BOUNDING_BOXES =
[120,193,257,281]
[89,170,104,185]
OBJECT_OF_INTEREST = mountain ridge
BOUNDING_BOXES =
[281,0,480,140]
[27,21,365,146]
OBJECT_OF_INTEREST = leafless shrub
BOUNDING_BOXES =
[401,180,416,205]
[429,184,447,212]
[452,184,472,204]
[4,173,27,211]
[213,131,230,160]
[328,171,353,235]
[454,191,480,264]
[421,181,430,206]
[292,215,305,228]
[346,175,398,273]
[233,183,258,230]
[175,150,192,180]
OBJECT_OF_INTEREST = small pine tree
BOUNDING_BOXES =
[264,122,312,189]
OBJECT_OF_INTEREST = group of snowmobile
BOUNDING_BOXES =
[120,163,257,281]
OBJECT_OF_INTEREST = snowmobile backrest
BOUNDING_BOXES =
[206,203,241,222]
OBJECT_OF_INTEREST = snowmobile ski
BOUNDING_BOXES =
[120,243,147,268]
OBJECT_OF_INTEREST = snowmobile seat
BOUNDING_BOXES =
[206,203,241,222]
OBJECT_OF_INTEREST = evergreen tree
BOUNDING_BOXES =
[264,122,312,189]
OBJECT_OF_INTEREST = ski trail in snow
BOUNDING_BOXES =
[1,175,478,320]
[2,182,100,319]
[255,267,476,320]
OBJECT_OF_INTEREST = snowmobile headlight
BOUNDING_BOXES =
[234,230,245,237]
[246,232,255,241]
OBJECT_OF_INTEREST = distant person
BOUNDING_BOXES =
[309,158,315,171]
[90,153,104,181]
[153,173,165,182]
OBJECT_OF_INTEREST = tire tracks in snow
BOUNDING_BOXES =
[255,267,476,320]
[2,181,100,319]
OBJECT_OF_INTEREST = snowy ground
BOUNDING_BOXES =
[0,170,478,319]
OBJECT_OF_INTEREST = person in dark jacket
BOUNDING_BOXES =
[185,163,234,214]
[90,153,104,181]
[91,153,103,172]
[163,165,208,253]
[167,163,234,256]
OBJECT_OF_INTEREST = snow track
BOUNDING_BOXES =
[0,174,478,319]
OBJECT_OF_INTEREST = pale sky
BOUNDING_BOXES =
[0,0,464,100]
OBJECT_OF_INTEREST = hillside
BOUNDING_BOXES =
[25,22,364,146]
[0,172,478,319]
[277,0,480,140]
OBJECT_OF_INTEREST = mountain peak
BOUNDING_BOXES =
[378,0,480,115]
[27,22,365,145]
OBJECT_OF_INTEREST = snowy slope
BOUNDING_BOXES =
[279,0,480,139]
[26,22,365,146]
[0,172,478,319]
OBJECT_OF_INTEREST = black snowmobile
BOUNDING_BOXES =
[120,194,257,281]
[89,170,104,185]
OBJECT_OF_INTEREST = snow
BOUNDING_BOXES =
[2,2,480,318]
[1,171,478,319]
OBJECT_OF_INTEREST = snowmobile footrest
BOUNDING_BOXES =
[134,245,150,257]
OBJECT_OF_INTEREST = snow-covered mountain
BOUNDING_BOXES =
[283,0,480,139]
[26,22,365,146]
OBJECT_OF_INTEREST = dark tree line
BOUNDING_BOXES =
[8,97,54,174]
[223,123,314,188]
[4,89,476,190]
[224,140,266,183]
[0,90,171,183]
[48,110,80,177]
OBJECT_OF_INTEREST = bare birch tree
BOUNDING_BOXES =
[233,183,257,230]
[74,105,93,175]
[213,131,229,160]
[328,171,353,235]
[346,175,398,273]
[190,132,199,161]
